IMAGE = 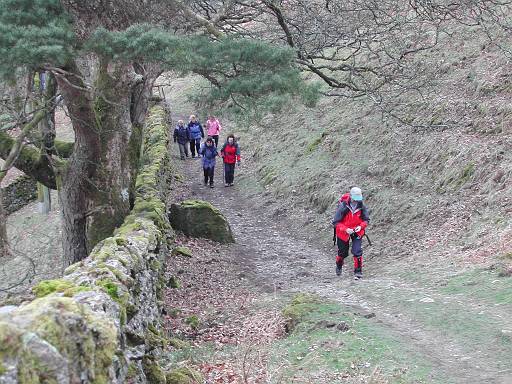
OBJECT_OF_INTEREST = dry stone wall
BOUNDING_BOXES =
[0,104,174,384]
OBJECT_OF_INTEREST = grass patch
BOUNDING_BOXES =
[440,268,512,305]
[272,294,438,383]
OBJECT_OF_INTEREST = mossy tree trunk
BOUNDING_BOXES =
[0,62,159,265]
[54,60,159,265]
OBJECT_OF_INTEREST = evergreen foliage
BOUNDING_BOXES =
[0,1,318,110]
[0,0,75,78]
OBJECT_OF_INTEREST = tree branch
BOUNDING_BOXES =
[0,111,58,189]
[168,0,225,38]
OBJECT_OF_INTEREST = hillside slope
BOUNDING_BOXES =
[161,28,512,380]
[232,26,512,274]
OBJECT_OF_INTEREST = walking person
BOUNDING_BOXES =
[332,187,370,279]
[199,137,218,188]
[206,115,222,147]
[187,115,204,158]
[220,134,241,187]
[173,120,190,160]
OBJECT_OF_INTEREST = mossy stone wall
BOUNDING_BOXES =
[0,104,173,383]
[2,175,37,214]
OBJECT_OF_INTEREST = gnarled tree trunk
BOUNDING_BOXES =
[55,60,159,265]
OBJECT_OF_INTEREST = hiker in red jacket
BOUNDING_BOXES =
[220,134,241,187]
[332,187,370,279]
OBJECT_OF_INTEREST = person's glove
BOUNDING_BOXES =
[346,228,354,235]
[354,226,361,233]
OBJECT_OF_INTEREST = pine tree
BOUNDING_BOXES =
[0,0,314,265]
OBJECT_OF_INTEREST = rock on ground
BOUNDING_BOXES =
[168,200,234,244]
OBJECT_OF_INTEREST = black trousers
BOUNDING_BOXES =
[337,235,363,271]
[224,163,235,184]
[203,167,214,185]
[337,235,363,258]
[211,135,219,147]
[190,138,201,156]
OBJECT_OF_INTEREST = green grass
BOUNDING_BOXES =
[269,294,438,383]
[357,268,512,371]
[440,268,512,305]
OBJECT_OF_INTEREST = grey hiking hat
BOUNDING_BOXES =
[350,187,363,201]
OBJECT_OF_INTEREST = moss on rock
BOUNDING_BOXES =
[167,276,181,289]
[143,357,167,384]
[169,200,234,243]
[146,324,168,349]
[1,297,118,383]
[172,246,192,258]
[32,279,75,298]
[166,367,203,384]
[0,104,173,383]
[282,294,321,333]
[0,321,22,356]
[169,338,190,350]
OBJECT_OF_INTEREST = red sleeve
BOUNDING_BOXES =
[336,222,347,233]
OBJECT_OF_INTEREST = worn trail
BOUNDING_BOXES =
[170,154,512,384]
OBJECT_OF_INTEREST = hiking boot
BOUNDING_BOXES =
[229,182,234,186]
[354,268,363,280]
[335,264,342,276]
[203,181,208,186]
[209,183,214,188]
[224,183,229,187]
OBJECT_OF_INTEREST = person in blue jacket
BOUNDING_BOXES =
[173,120,190,160]
[187,114,204,158]
[199,137,218,188]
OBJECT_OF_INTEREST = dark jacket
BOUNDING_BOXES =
[188,121,204,140]
[199,144,218,169]
[173,125,190,145]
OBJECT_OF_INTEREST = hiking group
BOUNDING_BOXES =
[174,116,370,280]
[173,114,241,188]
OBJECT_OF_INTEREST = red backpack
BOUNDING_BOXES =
[338,193,350,206]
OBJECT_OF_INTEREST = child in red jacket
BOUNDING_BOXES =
[220,134,241,187]
[332,187,370,279]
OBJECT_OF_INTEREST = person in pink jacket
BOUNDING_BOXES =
[206,115,222,147]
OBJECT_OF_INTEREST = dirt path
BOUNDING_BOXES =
[166,152,512,384]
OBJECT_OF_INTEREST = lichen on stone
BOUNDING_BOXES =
[0,104,174,383]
